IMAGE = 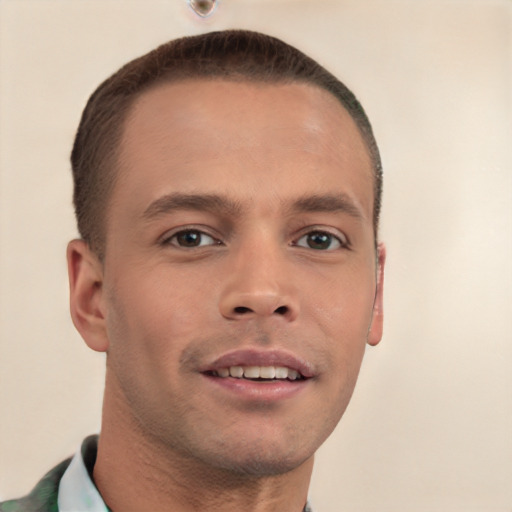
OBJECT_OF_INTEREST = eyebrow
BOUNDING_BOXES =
[142,193,243,220]
[142,192,364,221]
[291,193,365,221]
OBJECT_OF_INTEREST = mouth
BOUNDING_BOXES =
[199,349,313,400]
[205,365,306,382]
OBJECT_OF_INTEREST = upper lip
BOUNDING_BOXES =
[201,349,315,378]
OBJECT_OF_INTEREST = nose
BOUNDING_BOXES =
[218,243,299,322]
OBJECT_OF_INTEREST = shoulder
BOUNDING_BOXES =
[0,457,72,512]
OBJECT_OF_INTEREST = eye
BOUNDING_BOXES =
[167,229,219,248]
[295,230,345,251]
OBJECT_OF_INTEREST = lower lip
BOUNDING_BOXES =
[202,374,309,401]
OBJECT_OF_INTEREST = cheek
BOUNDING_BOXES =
[305,267,375,398]
[307,269,376,339]
[103,270,224,400]
[103,277,191,410]
[108,271,213,343]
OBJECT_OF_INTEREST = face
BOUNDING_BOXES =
[70,79,385,476]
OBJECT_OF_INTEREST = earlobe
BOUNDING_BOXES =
[367,242,386,346]
[67,239,109,352]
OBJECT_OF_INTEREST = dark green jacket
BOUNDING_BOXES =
[0,435,100,512]
[0,457,71,512]
[1,435,313,512]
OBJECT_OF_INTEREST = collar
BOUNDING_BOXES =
[58,436,108,512]
[58,436,313,511]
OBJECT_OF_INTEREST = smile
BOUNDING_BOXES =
[200,349,313,401]
[209,366,304,381]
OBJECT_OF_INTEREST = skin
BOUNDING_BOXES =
[67,79,385,512]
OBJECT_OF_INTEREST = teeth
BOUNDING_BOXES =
[217,368,230,378]
[230,366,244,378]
[259,366,276,379]
[214,366,302,380]
[243,366,260,379]
[288,369,299,380]
[275,366,288,379]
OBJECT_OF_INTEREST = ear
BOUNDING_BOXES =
[367,242,386,346]
[67,239,109,352]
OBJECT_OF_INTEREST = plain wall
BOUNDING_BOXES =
[1,1,511,510]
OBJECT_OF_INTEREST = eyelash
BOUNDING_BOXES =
[293,230,349,251]
[162,228,222,249]
[162,227,349,251]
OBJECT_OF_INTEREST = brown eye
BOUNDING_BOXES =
[170,230,217,248]
[296,231,343,250]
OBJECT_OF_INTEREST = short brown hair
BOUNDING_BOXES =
[71,30,382,258]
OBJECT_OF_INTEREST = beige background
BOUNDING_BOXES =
[1,0,511,510]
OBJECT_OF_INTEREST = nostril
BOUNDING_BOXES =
[234,306,252,314]
[232,305,289,316]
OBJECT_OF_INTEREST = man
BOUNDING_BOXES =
[1,30,385,511]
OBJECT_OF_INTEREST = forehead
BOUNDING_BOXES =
[114,79,373,218]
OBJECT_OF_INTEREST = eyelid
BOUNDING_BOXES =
[159,225,224,246]
[292,226,350,250]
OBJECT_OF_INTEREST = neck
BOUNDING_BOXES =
[93,373,314,512]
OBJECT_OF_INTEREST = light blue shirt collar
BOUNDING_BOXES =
[58,444,108,512]
[57,438,313,512]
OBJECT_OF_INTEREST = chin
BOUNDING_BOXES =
[213,450,313,478]
[193,432,317,478]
